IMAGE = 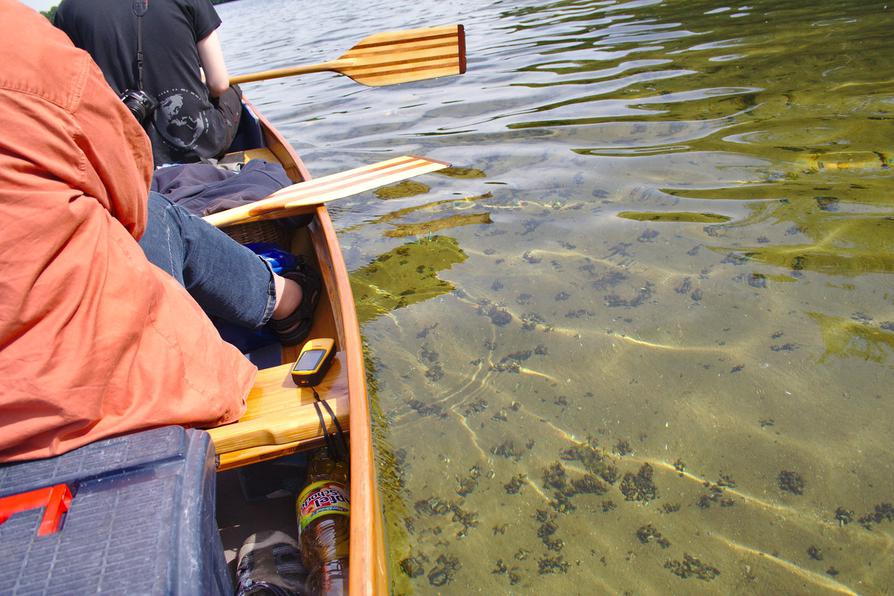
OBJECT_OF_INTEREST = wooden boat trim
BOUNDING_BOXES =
[311,206,388,595]
[251,101,388,595]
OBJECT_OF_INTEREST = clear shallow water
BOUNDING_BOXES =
[218,0,894,592]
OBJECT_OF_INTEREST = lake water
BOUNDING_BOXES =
[218,0,894,593]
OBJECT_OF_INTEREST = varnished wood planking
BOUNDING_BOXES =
[217,436,328,471]
[203,156,448,228]
[347,25,461,49]
[229,25,465,87]
[210,86,404,595]
[343,64,463,85]
[261,156,441,204]
[207,357,349,455]
[259,157,448,211]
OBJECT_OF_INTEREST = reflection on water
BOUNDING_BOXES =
[219,0,894,592]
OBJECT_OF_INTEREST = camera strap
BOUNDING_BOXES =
[132,0,149,91]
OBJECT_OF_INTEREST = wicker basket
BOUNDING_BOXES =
[222,220,290,247]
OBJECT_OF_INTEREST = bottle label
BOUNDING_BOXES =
[297,480,350,530]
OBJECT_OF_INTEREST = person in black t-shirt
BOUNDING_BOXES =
[55,0,242,166]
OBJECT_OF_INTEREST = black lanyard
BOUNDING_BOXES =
[310,386,349,465]
[132,0,149,91]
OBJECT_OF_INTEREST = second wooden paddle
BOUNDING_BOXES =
[230,24,466,87]
[203,155,449,228]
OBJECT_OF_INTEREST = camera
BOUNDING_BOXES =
[119,88,158,126]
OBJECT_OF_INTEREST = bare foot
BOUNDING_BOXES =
[271,274,303,320]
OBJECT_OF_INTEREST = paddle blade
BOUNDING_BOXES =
[203,155,449,228]
[336,24,466,87]
[270,155,449,211]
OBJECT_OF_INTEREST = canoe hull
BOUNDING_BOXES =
[247,100,388,595]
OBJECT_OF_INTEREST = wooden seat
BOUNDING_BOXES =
[207,354,349,471]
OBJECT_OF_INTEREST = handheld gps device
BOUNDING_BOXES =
[291,338,336,387]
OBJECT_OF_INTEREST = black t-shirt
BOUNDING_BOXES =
[55,0,229,165]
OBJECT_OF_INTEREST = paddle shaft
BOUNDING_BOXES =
[230,60,350,85]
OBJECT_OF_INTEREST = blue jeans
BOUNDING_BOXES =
[138,192,276,329]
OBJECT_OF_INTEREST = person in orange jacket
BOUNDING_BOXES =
[0,0,316,462]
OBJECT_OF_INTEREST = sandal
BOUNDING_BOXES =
[268,256,322,346]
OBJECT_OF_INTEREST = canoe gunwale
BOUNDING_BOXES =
[248,100,388,595]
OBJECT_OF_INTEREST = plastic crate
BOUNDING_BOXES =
[0,426,230,595]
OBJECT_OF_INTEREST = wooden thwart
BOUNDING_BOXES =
[203,155,449,228]
[230,24,466,87]
[207,356,349,470]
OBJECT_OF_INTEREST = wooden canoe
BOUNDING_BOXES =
[210,99,387,595]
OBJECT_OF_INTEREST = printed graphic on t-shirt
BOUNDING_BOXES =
[155,88,209,150]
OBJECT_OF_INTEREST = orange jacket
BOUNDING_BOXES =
[0,0,252,462]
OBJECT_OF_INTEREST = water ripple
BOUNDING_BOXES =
[218,0,894,592]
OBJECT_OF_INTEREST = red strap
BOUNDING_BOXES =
[0,484,73,536]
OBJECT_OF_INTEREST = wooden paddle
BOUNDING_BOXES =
[203,155,449,228]
[230,25,466,87]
